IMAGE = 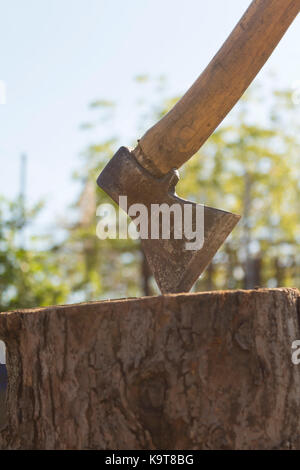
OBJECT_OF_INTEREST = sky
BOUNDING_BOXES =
[0,0,299,237]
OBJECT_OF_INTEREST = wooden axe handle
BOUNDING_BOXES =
[133,0,300,176]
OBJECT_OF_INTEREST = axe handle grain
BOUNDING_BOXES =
[133,0,300,177]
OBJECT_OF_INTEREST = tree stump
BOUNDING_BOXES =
[0,288,300,450]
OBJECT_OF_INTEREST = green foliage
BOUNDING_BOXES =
[0,197,70,311]
[64,80,300,297]
[1,79,299,309]
[59,139,144,300]
[177,88,300,290]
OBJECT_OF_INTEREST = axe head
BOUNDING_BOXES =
[97,147,240,293]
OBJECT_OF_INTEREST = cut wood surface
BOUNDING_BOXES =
[0,288,300,450]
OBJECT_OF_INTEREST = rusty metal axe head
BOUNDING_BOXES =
[96,0,298,293]
[97,147,240,293]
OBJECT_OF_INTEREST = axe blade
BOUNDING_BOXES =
[141,205,239,293]
[97,147,240,293]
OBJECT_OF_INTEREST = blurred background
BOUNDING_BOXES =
[0,0,299,310]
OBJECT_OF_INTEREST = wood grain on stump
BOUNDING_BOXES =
[0,288,300,450]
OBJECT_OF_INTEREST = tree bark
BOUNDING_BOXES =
[0,288,300,450]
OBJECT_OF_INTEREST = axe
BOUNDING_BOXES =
[97,0,299,293]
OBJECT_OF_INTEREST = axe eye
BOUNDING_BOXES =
[163,168,180,194]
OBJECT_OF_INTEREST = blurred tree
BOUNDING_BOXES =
[65,81,299,297]
[59,78,169,300]
[2,80,299,310]
[58,139,144,300]
[177,87,300,290]
[0,196,70,311]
